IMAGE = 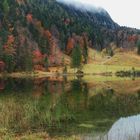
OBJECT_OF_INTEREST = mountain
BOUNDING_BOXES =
[0,0,140,72]
[57,0,119,29]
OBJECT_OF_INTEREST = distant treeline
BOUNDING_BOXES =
[116,69,140,77]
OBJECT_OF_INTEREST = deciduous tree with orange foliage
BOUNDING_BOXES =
[26,13,33,23]
[66,38,75,55]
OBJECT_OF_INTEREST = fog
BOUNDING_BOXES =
[56,0,140,29]
[56,0,105,13]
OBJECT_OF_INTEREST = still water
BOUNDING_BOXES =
[0,76,140,140]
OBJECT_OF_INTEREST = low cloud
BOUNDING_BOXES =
[56,0,105,13]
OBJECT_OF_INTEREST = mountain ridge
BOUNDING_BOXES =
[0,0,140,72]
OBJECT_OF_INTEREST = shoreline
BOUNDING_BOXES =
[0,71,112,78]
[0,64,140,78]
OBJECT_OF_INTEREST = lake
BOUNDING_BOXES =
[0,76,140,140]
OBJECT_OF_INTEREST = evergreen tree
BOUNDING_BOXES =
[24,41,33,72]
[83,37,88,64]
[38,36,50,55]
[137,40,140,55]
[44,57,49,70]
[25,51,33,72]
[3,54,15,73]
[0,43,3,59]
[109,48,114,57]
[3,0,9,16]
[71,44,82,71]
[15,40,33,72]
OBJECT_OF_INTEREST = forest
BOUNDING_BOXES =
[0,0,140,74]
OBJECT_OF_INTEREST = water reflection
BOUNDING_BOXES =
[0,77,140,139]
[0,79,5,91]
[105,114,140,140]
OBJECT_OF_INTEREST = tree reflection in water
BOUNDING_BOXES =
[103,114,140,140]
[0,77,140,139]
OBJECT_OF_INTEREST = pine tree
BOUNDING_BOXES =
[44,57,49,70]
[25,51,33,72]
[0,43,3,59]
[3,0,9,16]
[83,37,88,64]
[137,40,140,55]
[24,41,33,72]
[71,44,82,71]
[3,54,15,73]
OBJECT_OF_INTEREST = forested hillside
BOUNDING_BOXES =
[0,0,140,73]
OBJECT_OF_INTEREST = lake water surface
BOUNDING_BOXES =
[0,76,140,140]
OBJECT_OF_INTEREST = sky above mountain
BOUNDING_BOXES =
[57,0,140,29]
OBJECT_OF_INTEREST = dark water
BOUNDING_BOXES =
[0,77,140,139]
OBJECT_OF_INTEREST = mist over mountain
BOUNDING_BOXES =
[57,0,105,13]
[0,0,140,72]
[56,0,118,28]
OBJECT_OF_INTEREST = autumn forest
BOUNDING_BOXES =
[0,0,140,140]
[0,0,140,74]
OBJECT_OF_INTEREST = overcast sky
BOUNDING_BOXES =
[57,0,140,29]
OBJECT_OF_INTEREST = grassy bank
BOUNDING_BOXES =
[0,130,80,140]
[0,64,140,79]
[68,64,140,75]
